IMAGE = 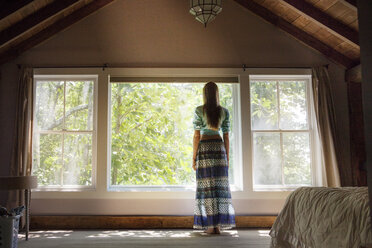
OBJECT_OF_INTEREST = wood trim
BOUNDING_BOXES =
[347,82,367,186]
[235,216,276,228]
[279,0,359,46]
[30,216,277,229]
[0,0,34,21]
[233,0,357,69]
[345,63,361,83]
[0,0,79,46]
[0,0,116,65]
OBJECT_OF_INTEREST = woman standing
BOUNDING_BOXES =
[192,82,236,234]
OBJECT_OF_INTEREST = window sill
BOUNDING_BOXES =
[33,186,96,192]
[33,184,242,193]
[108,184,243,192]
[108,185,196,192]
[253,185,311,192]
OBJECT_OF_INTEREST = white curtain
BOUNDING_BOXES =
[311,66,341,187]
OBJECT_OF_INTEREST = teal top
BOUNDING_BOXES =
[193,105,230,135]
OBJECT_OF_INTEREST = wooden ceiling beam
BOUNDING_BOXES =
[280,0,359,46]
[0,0,79,46]
[0,0,34,20]
[346,64,361,83]
[0,0,116,65]
[233,0,358,69]
[338,0,357,11]
[344,0,357,7]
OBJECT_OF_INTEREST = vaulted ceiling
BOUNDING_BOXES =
[234,0,359,69]
[0,0,360,69]
[0,0,115,64]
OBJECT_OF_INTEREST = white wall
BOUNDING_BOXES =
[0,0,350,214]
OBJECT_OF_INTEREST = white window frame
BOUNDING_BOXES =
[30,68,322,213]
[32,75,98,191]
[107,79,243,192]
[249,74,317,191]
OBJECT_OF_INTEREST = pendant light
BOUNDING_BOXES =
[189,0,222,27]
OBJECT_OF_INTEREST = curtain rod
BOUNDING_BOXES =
[241,64,328,71]
[18,63,109,70]
[18,63,329,71]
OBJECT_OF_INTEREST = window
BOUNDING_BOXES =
[32,76,96,189]
[108,78,241,190]
[250,75,313,190]
[30,68,318,215]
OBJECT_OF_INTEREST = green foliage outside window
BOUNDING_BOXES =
[32,77,311,189]
[32,80,94,187]
[32,80,235,188]
[110,83,235,186]
[251,80,311,187]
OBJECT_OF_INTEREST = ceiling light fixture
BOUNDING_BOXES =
[189,0,222,27]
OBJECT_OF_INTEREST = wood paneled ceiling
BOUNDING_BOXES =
[0,0,115,64]
[0,0,360,69]
[234,0,360,68]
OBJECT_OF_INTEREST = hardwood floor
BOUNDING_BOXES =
[18,229,272,248]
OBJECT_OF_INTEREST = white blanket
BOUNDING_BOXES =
[270,187,372,248]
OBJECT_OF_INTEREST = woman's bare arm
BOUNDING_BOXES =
[192,130,201,171]
[223,132,229,166]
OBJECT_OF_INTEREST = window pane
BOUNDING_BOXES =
[280,81,308,130]
[33,77,95,189]
[110,83,235,186]
[63,134,92,186]
[32,133,62,186]
[34,81,64,131]
[283,132,311,185]
[65,81,94,130]
[219,84,235,182]
[253,133,282,185]
[250,81,278,130]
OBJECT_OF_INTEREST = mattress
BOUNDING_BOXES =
[270,187,372,248]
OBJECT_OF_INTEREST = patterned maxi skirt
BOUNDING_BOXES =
[193,139,236,230]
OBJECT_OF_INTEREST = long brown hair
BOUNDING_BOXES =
[203,82,222,130]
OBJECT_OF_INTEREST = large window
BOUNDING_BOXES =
[32,76,96,189]
[31,70,316,195]
[250,75,313,190]
[108,79,240,189]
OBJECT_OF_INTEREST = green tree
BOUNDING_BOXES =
[33,80,93,186]
[33,81,235,187]
[110,83,234,186]
[251,80,311,186]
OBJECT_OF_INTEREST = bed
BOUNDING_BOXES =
[270,187,372,248]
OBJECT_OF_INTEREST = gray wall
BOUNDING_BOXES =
[0,0,351,211]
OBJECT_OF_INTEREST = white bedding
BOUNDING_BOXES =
[270,187,372,248]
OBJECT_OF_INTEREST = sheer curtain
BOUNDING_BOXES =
[8,67,34,226]
[311,66,341,187]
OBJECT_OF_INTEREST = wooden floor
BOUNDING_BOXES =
[18,229,272,248]
[31,216,276,229]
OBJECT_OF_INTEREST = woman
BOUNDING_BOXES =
[192,82,236,234]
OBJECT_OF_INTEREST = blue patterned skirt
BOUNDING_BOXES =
[193,139,236,230]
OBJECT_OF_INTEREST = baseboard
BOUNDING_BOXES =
[30,215,277,229]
